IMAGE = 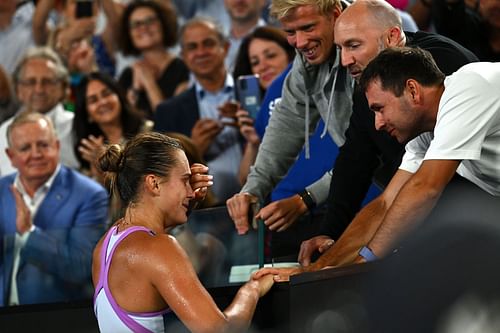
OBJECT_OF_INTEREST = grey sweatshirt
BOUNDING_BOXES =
[241,48,354,204]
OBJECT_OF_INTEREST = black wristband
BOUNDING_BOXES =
[299,189,316,211]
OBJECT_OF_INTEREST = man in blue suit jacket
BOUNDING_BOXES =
[0,112,108,306]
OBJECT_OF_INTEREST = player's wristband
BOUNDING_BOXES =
[299,189,316,211]
[359,245,378,262]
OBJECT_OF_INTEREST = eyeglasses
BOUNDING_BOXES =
[18,78,60,88]
[129,16,159,30]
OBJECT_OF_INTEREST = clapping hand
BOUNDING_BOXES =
[11,185,32,235]
[78,135,105,179]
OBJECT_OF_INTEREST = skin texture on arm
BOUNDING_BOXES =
[253,168,413,280]
[298,91,405,266]
[304,169,412,271]
[96,232,273,333]
[367,159,460,256]
[99,0,125,57]
[32,0,54,45]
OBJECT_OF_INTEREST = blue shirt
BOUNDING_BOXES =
[195,75,242,201]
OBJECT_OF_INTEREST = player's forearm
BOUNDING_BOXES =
[368,179,442,257]
[222,281,261,332]
[306,196,388,271]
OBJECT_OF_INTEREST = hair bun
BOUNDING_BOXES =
[98,144,124,173]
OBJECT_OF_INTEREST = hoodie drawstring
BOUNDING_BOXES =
[320,70,338,140]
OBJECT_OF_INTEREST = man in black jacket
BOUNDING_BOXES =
[295,0,479,269]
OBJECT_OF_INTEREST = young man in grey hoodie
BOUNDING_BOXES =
[227,0,354,237]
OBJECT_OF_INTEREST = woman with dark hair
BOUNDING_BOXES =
[74,71,152,181]
[92,132,274,333]
[118,0,190,118]
[233,25,295,94]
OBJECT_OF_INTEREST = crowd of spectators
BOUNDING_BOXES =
[0,0,498,316]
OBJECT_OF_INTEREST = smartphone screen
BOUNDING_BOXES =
[236,74,261,120]
[75,0,93,18]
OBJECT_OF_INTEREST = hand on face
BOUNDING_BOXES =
[189,163,213,204]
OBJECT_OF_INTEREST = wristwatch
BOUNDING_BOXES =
[299,189,316,211]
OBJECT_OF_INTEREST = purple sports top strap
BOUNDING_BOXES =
[94,226,171,333]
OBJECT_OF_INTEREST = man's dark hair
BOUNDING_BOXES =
[359,47,446,97]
